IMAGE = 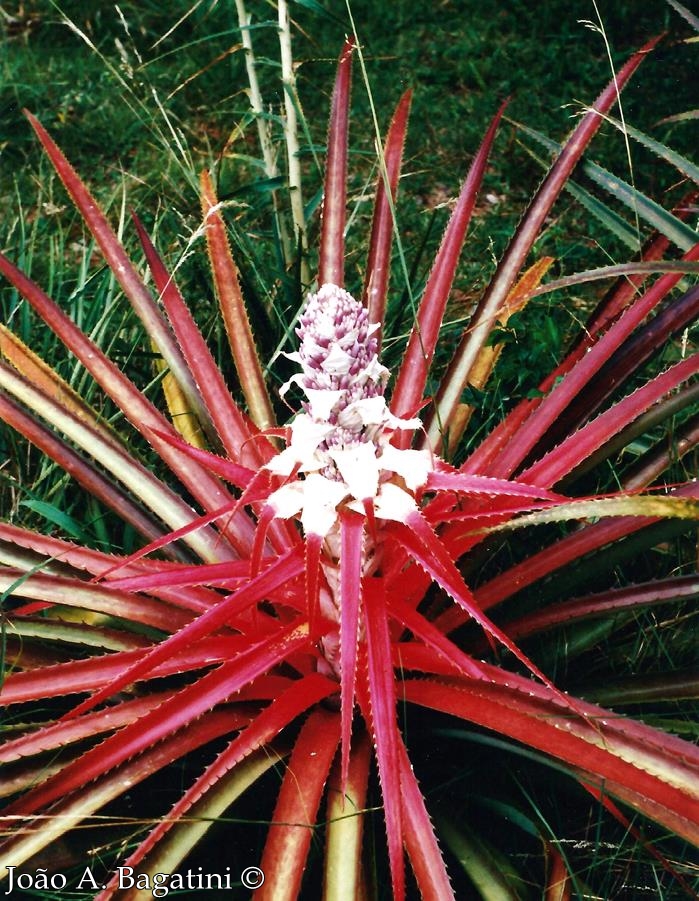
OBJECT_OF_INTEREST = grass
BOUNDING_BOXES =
[3,0,696,411]
[2,3,695,227]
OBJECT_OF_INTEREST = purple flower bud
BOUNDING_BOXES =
[297,283,387,430]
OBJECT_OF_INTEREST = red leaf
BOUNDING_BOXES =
[132,211,274,467]
[319,39,355,287]
[390,101,507,433]
[1,708,253,874]
[583,190,698,339]
[428,36,662,449]
[475,481,699,613]
[145,422,258,489]
[426,470,563,500]
[362,578,405,900]
[392,642,466,678]
[24,113,214,442]
[404,674,699,846]
[0,524,216,605]
[474,243,699,480]
[390,511,561,691]
[461,223,694,476]
[102,558,251,592]
[340,510,364,792]
[305,532,323,637]
[62,546,305,720]
[0,692,172,763]
[111,673,337,877]
[502,574,699,643]
[521,354,699,486]
[388,596,487,679]
[0,252,244,561]
[259,709,341,899]
[200,170,276,433]
[398,739,455,900]
[435,480,699,634]
[0,637,263,706]
[9,620,312,818]
[551,277,699,447]
[364,89,412,340]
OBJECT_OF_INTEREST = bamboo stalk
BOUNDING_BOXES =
[278,0,310,286]
[234,0,291,263]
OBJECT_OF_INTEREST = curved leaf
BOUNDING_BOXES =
[200,170,277,433]
[364,89,412,340]
[427,36,662,449]
[24,113,216,439]
[404,675,699,846]
[259,709,341,900]
[318,39,354,287]
[391,100,507,434]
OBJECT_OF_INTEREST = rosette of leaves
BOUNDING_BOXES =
[0,36,698,901]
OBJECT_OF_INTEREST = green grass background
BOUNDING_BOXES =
[1,0,697,549]
[2,0,696,402]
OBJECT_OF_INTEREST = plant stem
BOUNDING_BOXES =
[278,0,310,287]
[234,0,292,265]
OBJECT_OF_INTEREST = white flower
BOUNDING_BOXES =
[372,481,421,522]
[265,284,434,536]
[265,415,333,477]
[267,473,349,537]
[378,444,433,491]
[328,441,380,500]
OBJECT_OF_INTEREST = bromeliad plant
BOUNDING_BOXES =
[1,35,699,900]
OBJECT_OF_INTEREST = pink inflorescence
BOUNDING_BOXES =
[295,283,388,460]
[268,284,430,535]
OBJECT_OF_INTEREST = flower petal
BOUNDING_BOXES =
[305,387,344,420]
[300,474,348,536]
[380,445,432,491]
[329,442,381,500]
[267,482,306,519]
[266,415,333,476]
[373,482,418,522]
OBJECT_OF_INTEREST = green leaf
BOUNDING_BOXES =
[19,499,88,541]
[291,0,346,24]
[518,140,640,249]
[436,815,529,901]
[487,495,699,533]
[563,177,641,248]
[9,618,148,652]
[666,0,699,32]
[583,669,699,706]
[604,114,699,186]
[586,163,699,250]
[513,120,699,250]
